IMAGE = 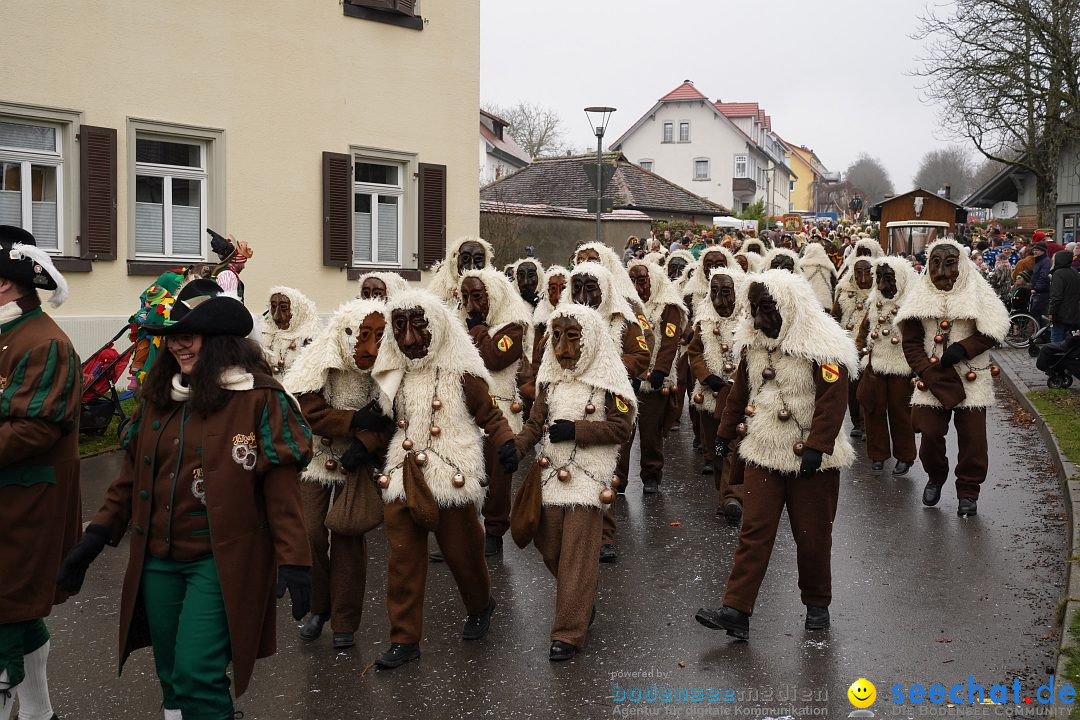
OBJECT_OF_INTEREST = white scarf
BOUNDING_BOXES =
[170,367,255,401]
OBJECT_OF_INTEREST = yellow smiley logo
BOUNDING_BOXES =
[847,678,876,709]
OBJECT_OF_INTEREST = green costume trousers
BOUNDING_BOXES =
[0,619,48,688]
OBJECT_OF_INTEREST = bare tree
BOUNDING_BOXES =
[845,154,895,205]
[478,180,526,267]
[913,0,1080,224]
[913,146,975,199]
[483,101,569,158]
[971,157,1008,191]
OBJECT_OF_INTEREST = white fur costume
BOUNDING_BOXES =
[799,242,838,309]
[862,257,917,377]
[284,297,387,486]
[575,241,639,308]
[833,256,874,337]
[683,247,740,310]
[737,240,766,272]
[762,247,803,274]
[263,286,321,377]
[567,263,640,349]
[734,270,859,474]
[355,270,409,299]
[626,258,687,392]
[665,249,696,293]
[894,238,1010,409]
[426,236,495,304]
[373,289,493,508]
[533,264,569,328]
[691,268,744,414]
[534,304,636,508]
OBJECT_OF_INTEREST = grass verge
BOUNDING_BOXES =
[78,397,137,457]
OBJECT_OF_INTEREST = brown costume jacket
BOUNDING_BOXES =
[899,319,996,410]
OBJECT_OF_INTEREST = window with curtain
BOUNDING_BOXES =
[0,120,63,252]
[694,158,710,180]
[134,136,207,259]
[639,159,653,172]
[679,122,690,142]
[353,160,404,266]
[662,123,673,143]
[734,155,748,178]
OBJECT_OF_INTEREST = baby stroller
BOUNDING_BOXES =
[80,327,135,435]
[1035,335,1080,389]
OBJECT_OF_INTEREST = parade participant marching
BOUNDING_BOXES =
[895,238,1010,516]
[0,226,80,720]
[513,303,635,661]
[625,259,686,493]
[356,271,408,302]
[736,239,767,272]
[696,269,857,639]
[531,265,569,370]
[573,242,641,312]
[427,236,494,304]
[263,286,321,378]
[799,241,838,309]
[856,257,918,476]
[455,268,532,556]
[567,264,649,562]
[687,267,746,522]
[284,298,395,650]
[57,279,312,720]
[665,249,696,433]
[763,247,802,274]
[511,257,544,309]
[208,230,253,302]
[371,289,518,669]
[837,237,882,281]
[832,255,875,440]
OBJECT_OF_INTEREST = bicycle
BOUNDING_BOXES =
[1003,312,1049,350]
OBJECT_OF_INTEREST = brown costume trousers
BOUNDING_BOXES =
[723,466,840,615]
[698,410,746,508]
[910,406,988,500]
[861,373,916,463]
[534,505,603,646]
[300,482,368,633]
[629,392,669,483]
[482,436,512,538]
[848,380,862,429]
[384,500,491,644]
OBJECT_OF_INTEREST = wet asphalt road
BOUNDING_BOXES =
[48,382,1065,719]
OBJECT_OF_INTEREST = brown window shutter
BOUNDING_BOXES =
[322,152,352,268]
[347,0,415,15]
[417,163,447,270]
[79,125,117,260]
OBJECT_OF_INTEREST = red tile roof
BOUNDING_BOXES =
[714,102,760,118]
[660,80,708,102]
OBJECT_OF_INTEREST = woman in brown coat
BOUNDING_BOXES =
[57,279,312,720]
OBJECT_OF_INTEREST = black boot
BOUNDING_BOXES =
[695,606,750,640]
[893,460,912,476]
[642,478,660,494]
[298,612,329,641]
[722,499,743,524]
[599,544,617,563]
[957,498,978,516]
[484,534,503,557]
[332,632,355,649]
[701,461,714,475]
[870,460,884,473]
[462,598,496,640]
[376,642,420,669]
[804,605,830,630]
[922,481,944,507]
[850,424,865,439]
[549,640,577,661]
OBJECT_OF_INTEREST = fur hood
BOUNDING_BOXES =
[734,269,860,377]
[283,297,388,397]
[459,267,534,358]
[666,249,696,290]
[840,238,883,275]
[684,247,740,304]
[568,263,638,326]
[894,238,1011,341]
[835,253,875,298]
[693,267,746,323]
[644,251,666,265]
[426,236,495,302]
[534,264,569,325]
[354,271,409,299]
[575,241,638,304]
[264,286,320,342]
[372,288,491,409]
[869,256,917,305]
[537,304,636,406]
[626,258,688,321]
[799,242,837,277]
[762,247,803,274]
[736,244,766,272]
[508,257,544,278]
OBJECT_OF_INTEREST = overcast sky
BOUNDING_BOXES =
[481,0,959,190]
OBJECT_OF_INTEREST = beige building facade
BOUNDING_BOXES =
[1,0,479,355]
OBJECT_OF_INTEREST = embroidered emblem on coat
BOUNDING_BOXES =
[636,336,649,352]
[496,335,513,352]
[191,467,206,505]
[821,363,840,383]
[0,374,7,391]
[231,432,257,471]
[637,315,650,331]
[664,322,677,338]
[615,396,629,413]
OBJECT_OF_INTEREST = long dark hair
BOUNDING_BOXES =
[141,335,271,415]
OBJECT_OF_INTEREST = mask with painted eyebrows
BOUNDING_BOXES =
[550,315,583,370]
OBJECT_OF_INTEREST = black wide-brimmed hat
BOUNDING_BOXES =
[145,278,253,337]
[0,225,69,306]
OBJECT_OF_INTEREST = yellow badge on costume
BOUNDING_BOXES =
[637,315,650,331]
[821,363,840,383]
[496,335,513,352]
[664,322,677,338]
[637,336,649,351]
[615,396,629,413]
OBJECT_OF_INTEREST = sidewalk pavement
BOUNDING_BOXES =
[994,346,1054,393]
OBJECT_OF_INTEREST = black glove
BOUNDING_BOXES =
[799,448,824,477]
[274,565,311,621]
[548,419,576,443]
[940,343,969,368]
[466,311,487,330]
[649,370,667,390]
[350,401,393,432]
[498,440,519,474]
[631,377,642,393]
[714,437,731,459]
[703,374,725,392]
[339,440,373,472]
[56,524,110,594]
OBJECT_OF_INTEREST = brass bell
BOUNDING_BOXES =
[320,436,332,447]
[744,404,756,416]
[585,403,596,414]
[397,419,408,429]
[966,371,977,382]
[891,336,901,345]
[713,327,722,336]
[793,441,805,456]
[916,380,927,391]
[692,393,704,404]
[599,488,616,504]
[723,362,735,373]
[377,474,391,489]
[934,334,945,344]
[415,451,428,466]
[736,422,748,437]
[928,356,939,365]
[452,473,466,488]
[430,425,441,437]
[870,331,879,340]
[881,328,890,336]
[610,475,621,488]
[878,316,886,324]
[848,292,855,298]
[539,456,551,468]
[510,401,523,414]
[432,399,443,410]
[289,342,297,350]
[910,377,919,387]
[877,301,884,309]
[402,439,414,451]
[846,323,855,331]
[761,367,776,381]
[720,343,730,352]
[777,408,791,422]
[557,468,571,482]
[660,387,670,396]
[325,459,339,471]
[940,320,951,330]
[990,365,1001,378]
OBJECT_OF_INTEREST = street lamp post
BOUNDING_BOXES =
[584,106,616,245]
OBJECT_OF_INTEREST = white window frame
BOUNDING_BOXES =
[789,179,796,193]
[678,121,690,143]
[662,122,673,143]
[133,134,208,260]
[639,159,654,172]
[349,145,419,270]
[352,159,405,267]
[0,107,79,256]
[734,154,748,178]
[693,157,710,181]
